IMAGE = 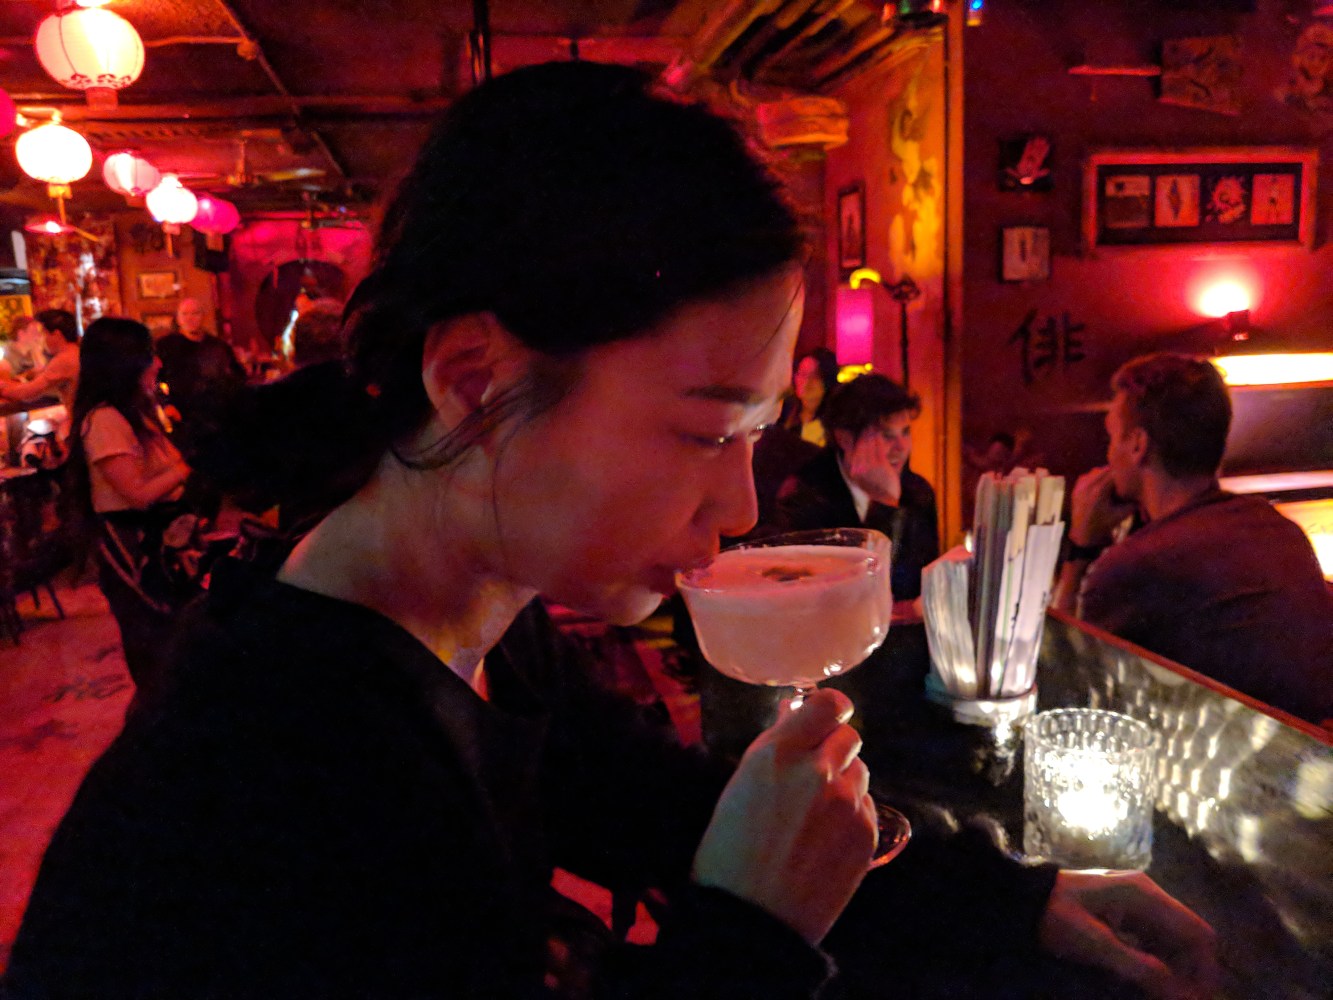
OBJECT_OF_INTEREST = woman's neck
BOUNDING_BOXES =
[278,454,535,684]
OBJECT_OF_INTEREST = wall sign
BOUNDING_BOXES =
[1083,147,1317,250]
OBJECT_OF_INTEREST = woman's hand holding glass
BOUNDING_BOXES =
[692,688,876,945]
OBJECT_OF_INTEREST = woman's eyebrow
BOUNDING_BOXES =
[681,384,767,405]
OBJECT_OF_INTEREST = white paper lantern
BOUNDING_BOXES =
[16,122,93,184]
[35,8,144,111]
[102,151,161,198]
[146,174,199,226]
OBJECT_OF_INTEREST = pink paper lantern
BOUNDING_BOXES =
[191,192,241,235]
[0,88,16,139]
[835,285,875,367]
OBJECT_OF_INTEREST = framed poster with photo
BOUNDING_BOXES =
[1084,148,1316,250]
[137,270,178,299]
[837,182,865,273]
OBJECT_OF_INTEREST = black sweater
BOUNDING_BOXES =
[6,559,1054,998]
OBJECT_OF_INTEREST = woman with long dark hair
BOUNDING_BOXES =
[64,317,192,706]
[9,63,1214,1000]
[780,346,840,447]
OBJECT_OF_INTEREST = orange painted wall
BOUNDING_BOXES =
[827,33,951,525]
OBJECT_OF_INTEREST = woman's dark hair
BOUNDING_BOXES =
[63,317,163,528]
[239,59,806,510]
[782,346,840,429]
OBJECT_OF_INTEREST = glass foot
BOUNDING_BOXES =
[869,802,912,869]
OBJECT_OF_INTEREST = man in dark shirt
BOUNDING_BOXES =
[775,373,939,602]
[1055,353,1333,725]
[155,297,245,460]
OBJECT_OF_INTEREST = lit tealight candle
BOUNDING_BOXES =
[1024,708,1157,870]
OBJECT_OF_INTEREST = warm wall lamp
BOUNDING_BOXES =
[838,266,921,388]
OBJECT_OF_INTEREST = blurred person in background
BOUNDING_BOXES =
[62,318,196,711]
[776,373,939,603]
[779,346,840,447]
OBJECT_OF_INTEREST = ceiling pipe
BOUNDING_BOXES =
[661,0,782,90]
[212,0,348,183]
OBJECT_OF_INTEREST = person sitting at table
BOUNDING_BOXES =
[1054,352,1333,725]
[0,309,82,455]
[7,62,1216,1000]
[775,372,939,602]
[779,346,840,447]
[0,315,49,381]
[61,317,195,711]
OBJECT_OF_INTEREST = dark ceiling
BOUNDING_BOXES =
[0,0,917,224]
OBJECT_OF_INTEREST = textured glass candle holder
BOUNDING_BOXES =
[1023,708,1157,870]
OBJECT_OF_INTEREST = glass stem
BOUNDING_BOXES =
[789,685,817,710]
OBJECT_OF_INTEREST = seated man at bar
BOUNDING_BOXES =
[7,65,1217,1000]
[0,309,82,449]
[775,372,938,602]
[1055,352,1333,725]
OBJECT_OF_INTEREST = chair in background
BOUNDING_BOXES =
[0,468,72,645]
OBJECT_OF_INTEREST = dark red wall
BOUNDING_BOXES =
[961,0,1333,490]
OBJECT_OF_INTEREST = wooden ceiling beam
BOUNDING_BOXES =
[14,95,452,123]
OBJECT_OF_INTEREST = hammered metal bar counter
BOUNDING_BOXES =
[698,612,1333,999]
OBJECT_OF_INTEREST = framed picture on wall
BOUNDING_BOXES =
[137,270,178,299]
[837,182,865,273]
[143,313,175,338]
[1001,226,1051,282]
[1084,147,1316,250]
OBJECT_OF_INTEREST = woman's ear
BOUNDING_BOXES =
[420,312,528,428]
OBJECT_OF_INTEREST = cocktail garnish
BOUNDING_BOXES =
[760,565,814,583]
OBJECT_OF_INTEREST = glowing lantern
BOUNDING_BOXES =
[835,285,875,367]
[35,8,145,112]
[146,174,199,229]
[16,121,93,184]
[0,88,16,139]
[24,213,73,237]
[191,192,241,235]
[102,151,160,198]
[1197,280,1252,318]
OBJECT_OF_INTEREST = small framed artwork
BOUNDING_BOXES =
[837,182,866,273]
[143,313,175,338]
[998,135,1053,191]
[137,270,178,299]
[1000,226,1051,282]
[1084,147,1316,250]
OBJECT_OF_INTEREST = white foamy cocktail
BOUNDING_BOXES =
[678,533,892,690]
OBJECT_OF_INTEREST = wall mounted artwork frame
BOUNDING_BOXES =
[137,270,178,299]
[1000,226,1051,282]
[1083,147,1316,251]
[837,182,866,274]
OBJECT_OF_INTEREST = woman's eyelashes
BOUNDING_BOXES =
[683,422,771,451]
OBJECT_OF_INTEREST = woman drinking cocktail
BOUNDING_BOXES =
[7,62,1216,1000]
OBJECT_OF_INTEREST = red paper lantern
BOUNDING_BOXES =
[35,8,144,112]
[191,192,241,235]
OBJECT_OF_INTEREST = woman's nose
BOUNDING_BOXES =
[709,444,760,540]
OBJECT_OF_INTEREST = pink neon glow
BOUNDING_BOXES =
[836,286,874,366]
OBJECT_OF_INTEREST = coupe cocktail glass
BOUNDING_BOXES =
[677,527,910,866]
